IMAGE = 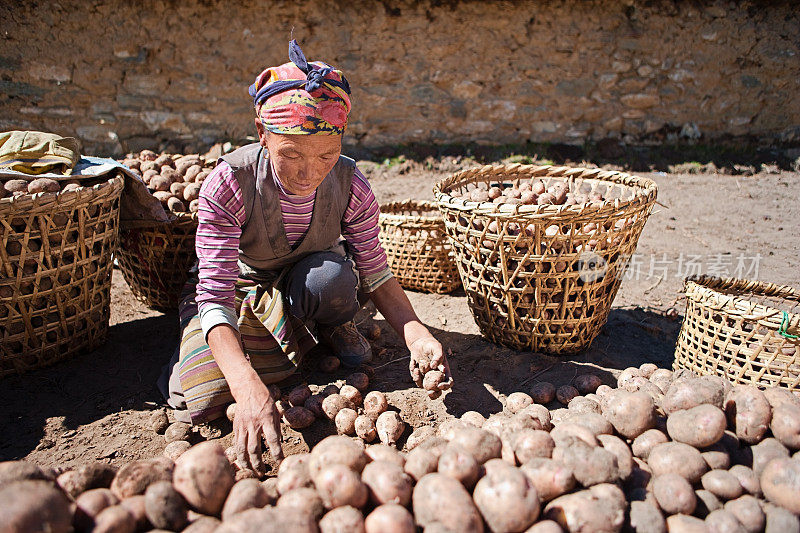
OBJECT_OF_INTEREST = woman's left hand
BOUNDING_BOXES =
[409,336,453,394]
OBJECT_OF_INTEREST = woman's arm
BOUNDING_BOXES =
[369,277,453,390]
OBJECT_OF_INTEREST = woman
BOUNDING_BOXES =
[160,41,452,473]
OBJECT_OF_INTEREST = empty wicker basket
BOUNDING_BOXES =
[434,164,657,354]
[116,213,197,311]
[378,200,461,294]
[675,276,800,391]
[0,176,124,376]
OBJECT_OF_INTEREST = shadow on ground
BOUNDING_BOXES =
[0,312,178,461]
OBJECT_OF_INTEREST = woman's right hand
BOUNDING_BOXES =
[232,381,284,475]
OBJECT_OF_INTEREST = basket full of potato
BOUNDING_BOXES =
[115,150,213,310]
[0,173,124,375]
[434,164,658,354]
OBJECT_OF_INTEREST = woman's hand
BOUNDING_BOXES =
[232,382,284,475]
[409,336,453,394]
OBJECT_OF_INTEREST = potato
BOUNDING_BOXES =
[544,484,626,533]
[567,396,601,414]
[355,415,378,442]
[173,441,235,516]
[335,408,357,435]
[520,458,576,502]
[404,447,439,482]
[277,453,312,494]
[73,488,119,531]
[301,394,325,419]
[170,181,188,196]
[322,394,351,421]
[168,196,187,213]
[665,514,709,532]
[276,486,325,520]
[314,463,368,509]
[283,406,316,429]
[649,369,674,394]
[748,438,790,476]
[376,411,406,446]
[448,426,502,464]
[144,480,188,531]
[287,384,312,407]
[518,403,553,432]
[0,480,70,533]
[4,179,29,195]
[184,183,202,202]
[153,190,172,206]
[220,478,271,520]
[150,176,172,192]
[550,422,599,447]
[770,402,800,450]
[437,446,480,489]
[524,520,565,533]
[667,404,727,448]
[648,442,708,483]
[165,421,192,443]
[319,505,365,533]
[705,509,747,533]
[56,462,118,498]
[512,429,555,463]
[531,382,556,404]
[28,178,61,194]
[724,386,772,445]
[111,456,174,499]
[340,385,363,407]
[365,444,405,467]
[474,461,540,531]
[652,473,696,515]
[602,389,656,439]
[346,372,370,391]
[184,165,203,183]
[663,375,726,414]
[319,355,341,373]
[728,465,761,497]
[701,470,744,501]
[760,457,800,514]
[412,473,484,532]
[597,434,633,480]
[556,385,580,405]
[724,495,765,533]
[117,494,148,531]
[149,408,170,433]
[553,436,619,486]
[574,374,602,394]
[364,391,389,420]
[702,443,732,471]
[365,503,415,533]
[460,411,486,428]
[762,502,800,533]
[506,392,534,414]
[361,460,412,506]
[763,387,800,409]
[626,500,666,533]
[92,504,137,533]
[308,436,369,478]
[0,460,51,486]
[565,412,613,436]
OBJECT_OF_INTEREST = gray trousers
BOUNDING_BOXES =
[158,251,361,421]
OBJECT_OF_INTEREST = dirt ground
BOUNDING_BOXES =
[1,159,797,476]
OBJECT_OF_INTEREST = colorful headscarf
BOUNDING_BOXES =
[249,40,352,135]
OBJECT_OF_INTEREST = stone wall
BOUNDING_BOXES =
[1,0,798,155]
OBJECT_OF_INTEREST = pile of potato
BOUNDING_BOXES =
[3,366,799,533]
[450,179,606,208]
[121,150,213,215]
[0,176,96,198]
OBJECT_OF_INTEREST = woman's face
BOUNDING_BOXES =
[256,119,342,196]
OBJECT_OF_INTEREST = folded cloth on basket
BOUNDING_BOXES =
[0,130,81,175]
[0,155,169,229]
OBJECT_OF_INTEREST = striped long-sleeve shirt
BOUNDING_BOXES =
[195,160,392,337]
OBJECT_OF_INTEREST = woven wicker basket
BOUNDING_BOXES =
[378,200,461,294]
[434,164,658,354]
[0,176,124,376]
[116,213,197,311]
[675,276,800,391]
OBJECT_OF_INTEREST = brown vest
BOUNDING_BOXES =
[220,143,354,274]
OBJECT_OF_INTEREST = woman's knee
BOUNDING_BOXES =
[287,252,359,324]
